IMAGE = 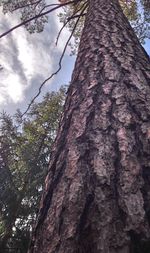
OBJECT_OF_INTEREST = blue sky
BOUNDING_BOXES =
[144,39,150,54]
[0,5,149,115]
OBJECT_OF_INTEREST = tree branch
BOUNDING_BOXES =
[56,1,88,45]
[0,0,77,39]
[21,13,82,119]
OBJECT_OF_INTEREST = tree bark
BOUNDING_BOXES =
[29,0,150,252]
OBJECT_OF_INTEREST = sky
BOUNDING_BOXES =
[0,4,76,115]
[0,3,149,116]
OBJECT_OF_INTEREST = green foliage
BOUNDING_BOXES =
[0,0,48,33]
[0,0,149,51]
[0,86,66,252]
[120,0,138,21]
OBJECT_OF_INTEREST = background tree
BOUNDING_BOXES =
[0,87,66,252]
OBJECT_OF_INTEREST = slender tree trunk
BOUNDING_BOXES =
[29,0,150,252]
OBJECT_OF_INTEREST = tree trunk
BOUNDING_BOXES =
[29,0,150,252]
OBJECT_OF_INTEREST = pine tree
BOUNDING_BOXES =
[0,88,66,252]
[28,0,150,252]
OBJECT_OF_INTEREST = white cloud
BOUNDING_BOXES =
[0,9,55,106]
[0,90,5,105]
[15,32,35,79]
[6,73,25,103]
[0,68,25,104]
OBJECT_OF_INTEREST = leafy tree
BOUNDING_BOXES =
[0,0,48,33]
[0,87,66,252]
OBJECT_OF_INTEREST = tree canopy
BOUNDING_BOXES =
[0,0,149,44]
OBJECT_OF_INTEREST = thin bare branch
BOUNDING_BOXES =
[56,1,88,45]
[21,14,82,119]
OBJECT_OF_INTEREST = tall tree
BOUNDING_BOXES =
[27,0,150,252]
[0,87,66,252]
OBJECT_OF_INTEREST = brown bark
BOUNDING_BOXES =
[29,0,150,252]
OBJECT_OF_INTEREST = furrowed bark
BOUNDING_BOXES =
[29,0,150,252]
